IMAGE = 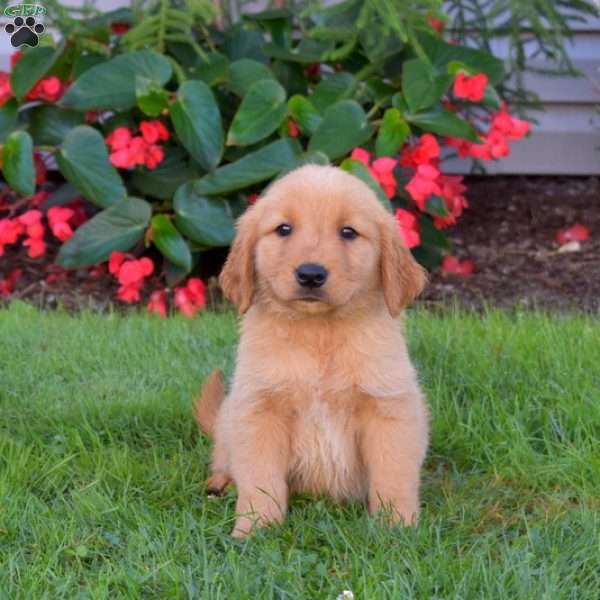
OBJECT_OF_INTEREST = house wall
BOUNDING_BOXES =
[1,1,599,174]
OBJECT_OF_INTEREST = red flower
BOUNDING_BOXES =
[446,106,529,162]
[0,268,22,297]
[427,15,445,33]
[109,253,154,304]
[287,119,300,138]
[26,76,65,103]
[349,148,399,198]
[23,237,46,258]
[0,72,13,107]
[405,164,442,210]
[117,257,154,286]
[147,289,168,317]
[370,157,398,198]
[139,120,169,144]
[106,127,133,151]
[111,22,130,34]
[174,278,206,318]
[350,147,371,166]
[453,72,488,102]
[108,251,127,275]
[395,209,421,248]
[48,206,75,241]
[433,175,468,229]
[247,193,259,204]
[18,210,42,227]
[555,224,590,246]
[117,283,142,303]
[17,211,45,257]
[107,128,166,170]
[0,218,24,255]
[144,144,164,170]
[491,107,530,140]
[441,256,476,277]
[306,63,321,79]
[34,154,47,185]
[400,134,440,169]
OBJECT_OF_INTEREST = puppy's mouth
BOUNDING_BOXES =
[295,295,322,303]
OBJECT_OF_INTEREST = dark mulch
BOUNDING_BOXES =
[1,176,599,313]
[422,176,600,312]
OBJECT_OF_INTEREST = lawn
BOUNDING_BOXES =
[1,302,599,598]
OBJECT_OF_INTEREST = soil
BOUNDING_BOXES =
[421,176,600,312]
[1,176,599,313]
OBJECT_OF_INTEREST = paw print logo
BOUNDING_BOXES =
[5,16,45,48]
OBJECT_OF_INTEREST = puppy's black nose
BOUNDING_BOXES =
[295,263,328,288]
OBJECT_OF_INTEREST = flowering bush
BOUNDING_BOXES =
[0,3,531,313]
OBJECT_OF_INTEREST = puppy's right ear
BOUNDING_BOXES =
[219,208,259,313]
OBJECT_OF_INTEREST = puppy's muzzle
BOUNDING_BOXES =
[295,263,328,288]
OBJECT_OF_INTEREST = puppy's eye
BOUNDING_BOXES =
[340,226,358,240]
[276,223,292,237]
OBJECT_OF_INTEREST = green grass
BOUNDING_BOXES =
[1,302,599,599]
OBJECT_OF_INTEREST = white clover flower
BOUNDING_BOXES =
[336,591,354,600]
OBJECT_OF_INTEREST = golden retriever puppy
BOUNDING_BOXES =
[195,164,428,538]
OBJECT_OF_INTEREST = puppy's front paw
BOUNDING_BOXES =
[369,495,419,526]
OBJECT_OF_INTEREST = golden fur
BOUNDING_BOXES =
[195,165,429,538]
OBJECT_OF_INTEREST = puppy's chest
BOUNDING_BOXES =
[286,386,367,500]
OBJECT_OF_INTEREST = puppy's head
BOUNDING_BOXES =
[219,165,425,316]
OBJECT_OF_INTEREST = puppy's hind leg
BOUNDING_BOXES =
[194,369,232,493]
[205,436,232,494]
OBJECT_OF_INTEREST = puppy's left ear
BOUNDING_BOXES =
[219,207,259,314]
[379,215,427,317]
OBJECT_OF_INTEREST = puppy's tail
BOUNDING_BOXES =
[193,368,225,437]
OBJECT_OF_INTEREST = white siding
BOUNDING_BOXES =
[1,0,599,173]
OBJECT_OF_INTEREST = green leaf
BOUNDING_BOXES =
[425,195,449,217]
[56,126,127,208]
[375,108,410,157]
[0,100,19,143]
[244,9,292,48]
[173,183,235,247]
[229,59,275,97]
[42,183,80,209]
[170,80,224,171]
[482,84,502,110]
[29,106,85,146]
[308,100,374,160]
[402,58,453,113]
[227,79,287,146]
[60,51,172,111]
[195,138,302,195]
[411,243,443,270]
[2,131,35,196]
[131,148,199,201]
[262,39,334,64]
[11,43,64,98]
[151,214,192,271]
[57,197,152,268]
[418,214,449,251]
[299,151,330,166]
[136,76,169,117]
[288,95,322,135]
[310,72,357,113]
[419,32,505,86]
[223,27,267,63]
[406,107,480,142]
[188,52,230,87]
[339,158,392,212]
